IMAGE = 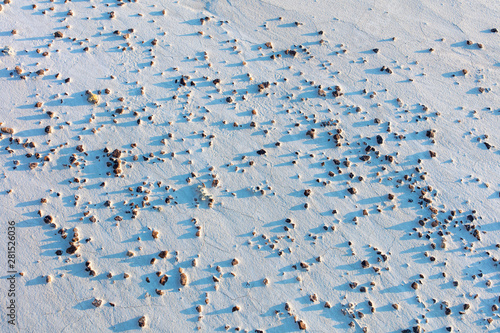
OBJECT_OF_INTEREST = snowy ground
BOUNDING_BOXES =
[0,0,499,332]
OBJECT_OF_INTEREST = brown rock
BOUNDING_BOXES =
[138,316,147,328]
[92,298,103,307]
[111,149,121,158]
[1,127,14,134]
[66,244,79,254]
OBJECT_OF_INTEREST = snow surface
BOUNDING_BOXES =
[0,0,499,332]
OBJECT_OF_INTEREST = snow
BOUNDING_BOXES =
[0,0,499,332]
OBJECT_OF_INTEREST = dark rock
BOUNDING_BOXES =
[66,244,78,254]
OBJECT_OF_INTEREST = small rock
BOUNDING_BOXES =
[256,149,266,155]
[138,316,147,328]
[1,127,14,134]
[66,244,79,254]
[159,275,168,285]
[92,298,103,307]
[180,270,188,286]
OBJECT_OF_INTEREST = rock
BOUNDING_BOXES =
[180,271,188,286]
[87,92,99,104]
[257,82,270,92]
[1,127,14,134]
[411,282,419,290]
[159,274,168,285]
[256,149,266,155]
[298,320,307,330]
[54,31,64,38]
[92,298,103,307]
[66,244,79,254]
[111,149,121,158]
[376,135,383,144]
[361,260,370,268]
[426,129,436,138]
[159,250,168,258]
[138,316,147,328]
[1,46,14,56]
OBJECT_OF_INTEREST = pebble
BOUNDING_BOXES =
[138,316,147,328]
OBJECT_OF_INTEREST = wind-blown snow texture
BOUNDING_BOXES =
[0,0,499,332]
